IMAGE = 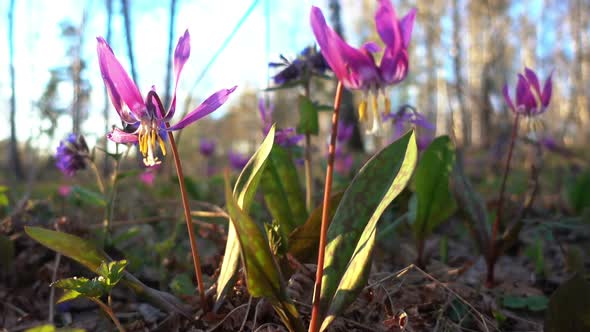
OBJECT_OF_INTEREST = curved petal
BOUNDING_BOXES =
[167,86,237,131]
[362,42,381,54]
[310,6,377,89]
[515,74,533,107]
[502,84,515,112]
[400,8,417,48]
[97,37,145,122]
[167,29,191,120]
[107,127,138,144]
[541,72,553,107]
[375,0,401,52]
[380,48,408,84]
[524,67,541,95]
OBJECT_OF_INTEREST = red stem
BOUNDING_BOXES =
[308,82,343,332]
[166,127,207,310]
[487,113,520,287]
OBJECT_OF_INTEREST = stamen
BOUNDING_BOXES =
[358,100,367,122]
[384,97,392,116]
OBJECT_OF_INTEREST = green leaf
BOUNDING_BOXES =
[24,227,190,318]
[215,126,275,309]
[224,172,304,332]
[57,290,84,303]
[0,185,9,207]
[25,226,107,271]
[320,130,418,330]
[0,234,15,267]
[96,260,128,289]
[411,136,457,241]
[297,95,319,135]
[288,192,344,263]
[70,186,106,207]
[52,277,106,299]
[25,324,85,332]
[450,153,491,254]
[545,274,590,332]
[567,170,590,214]
[169,273,195,296]
[261,145,308,247]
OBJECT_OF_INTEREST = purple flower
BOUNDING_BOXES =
[271,46,329,85]
[55,133,89,176]
[97,30,237,166]
[384,105,434,138]
[416,135,433,151]
[310,1,416,133]
[258,99,303,148]
[334,147,354,175]
[337,122,354,143]
[199,138,216,157]
[228,151,250,171]
[503,67,552,116]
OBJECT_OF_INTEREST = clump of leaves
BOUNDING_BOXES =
[409,135,456,267]
[52,260,128,331]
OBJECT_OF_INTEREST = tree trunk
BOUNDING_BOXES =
[329,0,364,152]
[452,0,469,146]
[121,0,138,84]
[103,0,114,175]
[163,0,178,108]
[8,0,24,180]
[71,10,87,135]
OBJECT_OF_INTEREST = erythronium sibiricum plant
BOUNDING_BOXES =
[310,0,416,133]
[97,29,236,309]
[486,67,552,286]
[97,29,236,166]
[308,2,415,331]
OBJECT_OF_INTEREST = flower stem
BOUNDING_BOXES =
[166,127,207,310]
[303,80,313,212]
[487,113,520,287]
[308,81,343,332]
[91,298,125,332]
[88,159,106,195]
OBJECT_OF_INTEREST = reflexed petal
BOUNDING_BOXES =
[400,8,417,48]
[167,29,191,120]
[167,86,237,131]
[503,84,515,111]
[380,48,408,84]
[107,128,139,144]
[541,72,553,107]
[146,90,166,119]
[524,67,541,95]
[375,0,401,51]
[310,6,377,89]
[97,37,145,122]
[515,74,531,107]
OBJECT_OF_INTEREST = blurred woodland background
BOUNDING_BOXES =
[2,0,589,184]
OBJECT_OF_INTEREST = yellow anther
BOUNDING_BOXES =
[371,95,378,116]
[158,135,166,156]
[358,100,367,122]
[384,97,392,115]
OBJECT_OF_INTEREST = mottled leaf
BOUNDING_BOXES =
[320,131,417,330]
[288,192,343,263]
[215,126,276,309]
[297,95,319,135]
[224,172,304,332]
[411,136,457,240]
[261,145,308,247]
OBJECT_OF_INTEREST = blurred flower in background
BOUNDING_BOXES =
[228,151,250,171]
[258,98,303,147]
[55,133,89,176]
[270,46,329,86]
[503,67,552,117]
[199,138,216,157]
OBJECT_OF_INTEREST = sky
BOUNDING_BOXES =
[0,0,340,149]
